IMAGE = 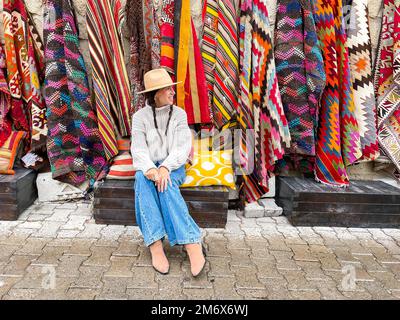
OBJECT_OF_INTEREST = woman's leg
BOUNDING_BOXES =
[157,165,205,276]
[134,171,167,246]
[157,165,202,246]
[134,171,169,274]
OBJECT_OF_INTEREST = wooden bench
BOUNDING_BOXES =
[277,176,400,228]
[0,168,38,220]
[93,179,230,228]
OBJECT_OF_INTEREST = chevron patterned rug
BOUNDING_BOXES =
[313,0,362,186]
[43,0,107,187]
[343,0,379,161]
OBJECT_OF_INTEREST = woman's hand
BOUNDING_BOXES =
[156,166,172,193]
[144,168,159,182]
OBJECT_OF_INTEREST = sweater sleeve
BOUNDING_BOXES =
[160,109,192,172]
[130,113,157,173]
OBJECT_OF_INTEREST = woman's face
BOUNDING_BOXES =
[155,86,175,107]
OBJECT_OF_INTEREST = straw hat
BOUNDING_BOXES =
[138,68,181,94]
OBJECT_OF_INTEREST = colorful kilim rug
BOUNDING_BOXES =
[239,0,291,203]
[87,0,132,161]
[43,0,107,186]
[275,0,326,157]
[2,0,47,152]
[373,0,400,174]
[343,0,379,161]
[2,0,31,134]
[313,0,362,186]
[0,45,12,147]
[126,0,151,113]
[201,0,240,129]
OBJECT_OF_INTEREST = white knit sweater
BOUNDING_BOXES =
[130,104,192,173]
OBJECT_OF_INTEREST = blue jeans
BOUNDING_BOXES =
[134,164,202,247]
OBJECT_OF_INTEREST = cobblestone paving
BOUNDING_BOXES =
[1,200,400,300]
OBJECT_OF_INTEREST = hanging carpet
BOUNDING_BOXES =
[174,0,212,125]
[87,0,132,161]
[274,0,326,158]
[239,0,291,203]
[373,0,400,174]
[201,0,240,129]
[2,0,47,153]
[43,0,107,186]
[313,0,362,186]
[126,0,152,113]
[343,0,379,161]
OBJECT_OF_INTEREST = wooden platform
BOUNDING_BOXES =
[0,168,38,220]
[277,176,400,228]
[93,180,229,228]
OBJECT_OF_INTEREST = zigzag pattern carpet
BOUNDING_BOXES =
[313,0,362,186]
[44,0,107,187]
[343,0,379,161]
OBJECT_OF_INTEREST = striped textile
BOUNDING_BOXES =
[87,0,132,161]
[313,0,362,186]
[43,0,107,186]
[201,0,240,129]
[0,45,12,147]
[126,0,151,113]
[160,0,175,74]
[174,0,212,125]
[373,0,400,174]
[343,0,379,161]
[239,0,291,203]
[0,131,26,175]
[107,139,135,180]
[274,0,326,158]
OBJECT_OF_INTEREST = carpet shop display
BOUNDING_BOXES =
[0,0,398,208]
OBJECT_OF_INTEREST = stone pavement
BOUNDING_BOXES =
[0,200,400,300]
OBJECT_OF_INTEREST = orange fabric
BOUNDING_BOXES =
[0,131,26,175]
[176,0,191,108]
[117,138,130,151]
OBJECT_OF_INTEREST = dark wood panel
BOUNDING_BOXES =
[0,204,18,220]
[278,198,400,215]
[288,211,400,228]
[277,176,400,228]
[94,208,135,222]
[94,197,227,212]
[277,177,400,204]
[96,184,229,201]
[0,169,38,221]
[94,209,227,229]
[0,193,18,203]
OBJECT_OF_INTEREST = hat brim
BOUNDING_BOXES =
[137,81,182,94]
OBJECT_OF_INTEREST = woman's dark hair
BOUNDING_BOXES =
[144,91,157,108]
[145,89,173,140]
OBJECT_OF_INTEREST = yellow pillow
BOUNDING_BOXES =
[181,150,236,189]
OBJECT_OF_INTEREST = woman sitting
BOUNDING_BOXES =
[130,68,206,277]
